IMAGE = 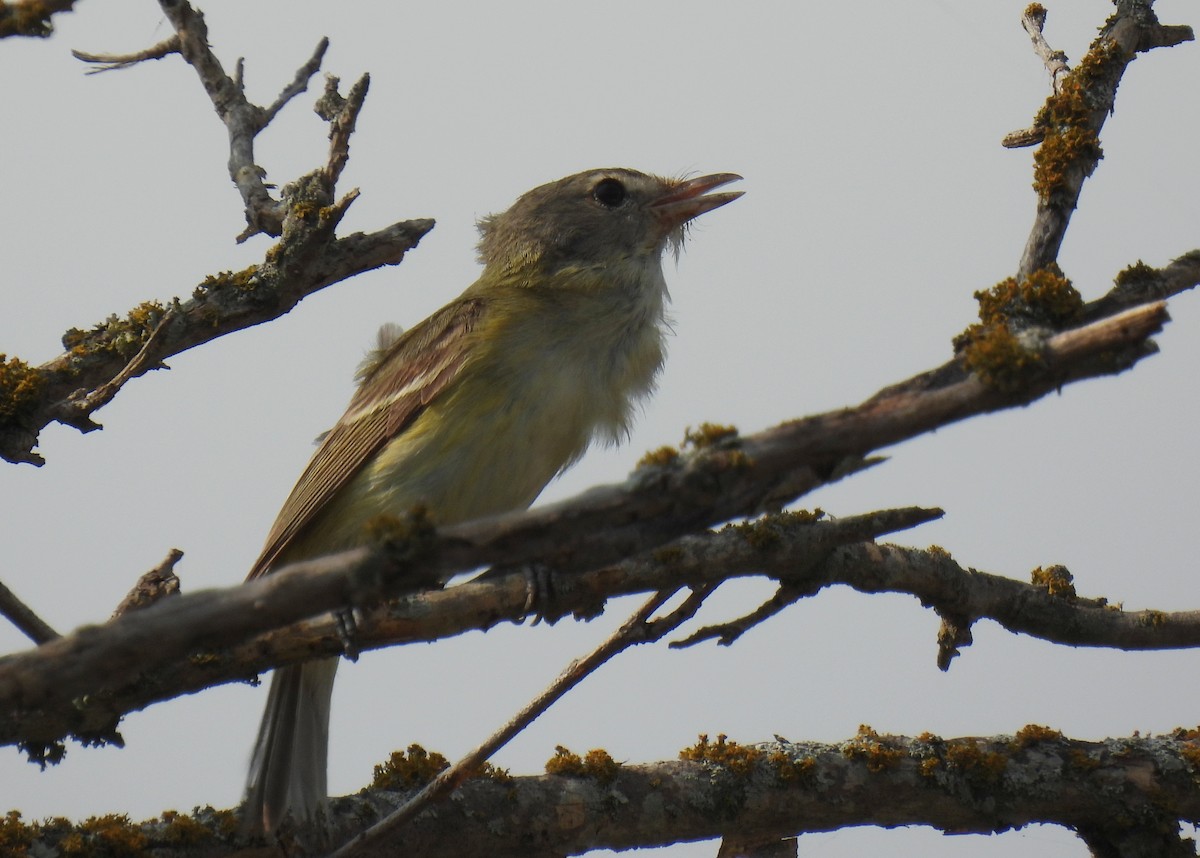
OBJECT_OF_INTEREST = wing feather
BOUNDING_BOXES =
[246,297,486,580]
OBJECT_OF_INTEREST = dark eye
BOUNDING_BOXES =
[592,177,627,208]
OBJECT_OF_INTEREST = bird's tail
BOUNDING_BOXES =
[243,657,339,835]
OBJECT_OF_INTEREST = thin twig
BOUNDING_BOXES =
[1002,6,1071,149]
[670,580,820,649]
[262,37,328,124]
[71,36,181,74]
[155,0,329,240]
[54,309,176,431]
[0,579,59,644]
[330,586,711,858]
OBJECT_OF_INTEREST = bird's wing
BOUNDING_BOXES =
[246,297,487,580]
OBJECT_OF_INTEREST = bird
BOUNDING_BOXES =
[241,167,743,836]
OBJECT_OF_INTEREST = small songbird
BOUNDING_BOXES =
[242,168,742,835]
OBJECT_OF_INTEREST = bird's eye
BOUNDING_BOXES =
[592,177,627,208]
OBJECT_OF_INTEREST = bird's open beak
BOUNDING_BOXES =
[651,173,743,229]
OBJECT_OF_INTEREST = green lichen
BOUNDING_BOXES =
[724,509,825,551]
[1031,39,1126,202]
[1068,748,1102,771]
[0,354,42,422]
[1013,724,1064,748]
[0,0,61,38]
[61,300,167,361]
[638,445,680,468]
[156,810,213,846]
[371,744,449,790]
[545,746,621,783]
[942,740,1008,784]
[682,423,739,450]
[59,814,148,857]
[679,734,763,776]
[842,725,903,772]
[192,264,261,300]
[971,268,1083,329]
[0,811,35,857]
[768,750,816,784]
[1112,260,1166,301]
[957,324,1044,393]
[1030,565,1076,599]
[954,267,1082,392]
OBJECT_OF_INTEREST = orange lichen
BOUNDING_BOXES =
[842,725,903,772]
[680,734,763,776]
[545,746,621,783]
[1013,724,1064,748]
[943,740,1008,783]
[1030,566,1076,599]
[371,744,449,790]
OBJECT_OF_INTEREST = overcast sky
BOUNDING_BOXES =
[2,2,1198,855]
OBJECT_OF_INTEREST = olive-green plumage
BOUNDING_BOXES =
[243,168,741,835]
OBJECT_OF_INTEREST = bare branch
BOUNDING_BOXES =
[71,36,181,74]
[0,579,58,644]
[263,36,329,124]
[317,73,369,188]
[154,0,285,238]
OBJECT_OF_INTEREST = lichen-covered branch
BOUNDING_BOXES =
[0,239,1193,750]
[329,588,710,858]
[1015,2,1194,278]
[0,214,433,466]
[8,729,1200,857]
[0,508,932,753]
[6,422,1200,757]
[0,2,436,466]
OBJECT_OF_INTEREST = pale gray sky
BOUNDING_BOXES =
[2,2,1198,855]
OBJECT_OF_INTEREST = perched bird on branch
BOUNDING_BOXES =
[242,167,743,836]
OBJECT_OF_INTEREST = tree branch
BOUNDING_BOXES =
[0,3,436,467]
[152,0,329,240]
[71,36,181,74]
[1016,2,1193,278]
[0,579,58,644]
[1,248,1192,749]
[5,457,1200,756]
[331,588,709,858]
[12,729,1200,857]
